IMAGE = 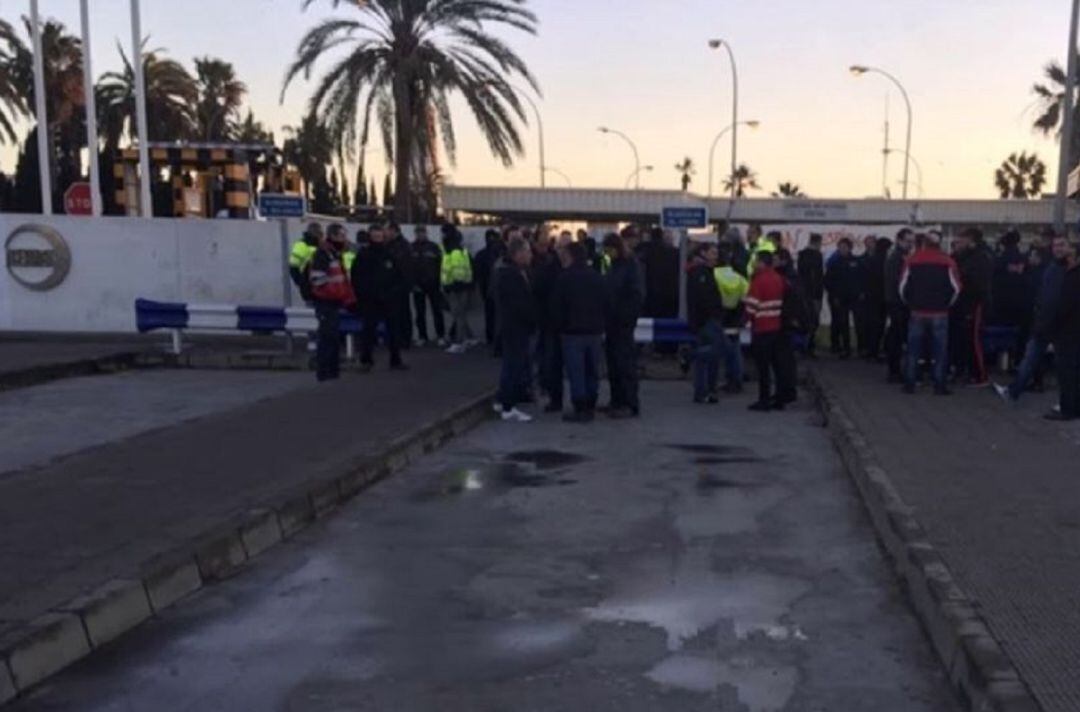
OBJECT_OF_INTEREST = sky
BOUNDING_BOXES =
[0,0,1073,199]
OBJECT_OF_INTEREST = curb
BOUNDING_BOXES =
[0,353,143,393]
[0,390,494,705]
[808,368,1041,712]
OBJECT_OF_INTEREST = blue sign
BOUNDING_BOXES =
[661,206,709,229]
[258,193,306,219]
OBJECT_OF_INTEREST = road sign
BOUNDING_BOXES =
[258,193,306,219]
[63,182,92,216]
[661,206,708,229]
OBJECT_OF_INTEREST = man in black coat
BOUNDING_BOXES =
[473,229,504,346]
[533,232,568,411]
[386,223,415,350]
[494,236,537,422]
[1048,242,1080,421]
[351,221,407,371]
[884,229,914,382]
[797,233,825,356]
[552,241,606,422]
[825,238,862,358]
[602,232,644,417]
[410,225,445,346]
[951,227,994,385]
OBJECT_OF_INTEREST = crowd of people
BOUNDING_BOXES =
[288,218,1080,424]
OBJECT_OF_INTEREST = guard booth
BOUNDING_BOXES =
[113,142,295,219]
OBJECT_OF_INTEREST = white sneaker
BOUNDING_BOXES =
[992,383,1012,404]
[492,403,503,414]
[465,339,482,348]
[437,338,448,348]
[501,408,533,423]
[446,343,466,354]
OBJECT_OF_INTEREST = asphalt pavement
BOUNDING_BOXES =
[10,382,960,711]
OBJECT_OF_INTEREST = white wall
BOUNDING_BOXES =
[0,215,286,333]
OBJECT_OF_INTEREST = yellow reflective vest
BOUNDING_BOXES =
[747,240,778,275]
[289,240,317,271]
[714,266,749,310]
[441,249,473,287]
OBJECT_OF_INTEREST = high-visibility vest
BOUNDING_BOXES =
[441,249,473,287]
[714,266,749,309]
[310,250,355,306]
[599,253,612,275]
[747,240,778,275]
[342,250,356,273]
[289,240,317,271]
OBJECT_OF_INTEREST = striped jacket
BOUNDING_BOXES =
[745,267,785,335]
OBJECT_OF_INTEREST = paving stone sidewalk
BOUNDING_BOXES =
[0,349,496,638]
[814,360,1080,712]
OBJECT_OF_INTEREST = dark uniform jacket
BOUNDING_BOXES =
[603,257,644,329]
[552,264,606,336]
[495,265,537,338]
[411,239,443,288]
[687,263,724,332]
[796,248,825,301]
[351,242,406,308]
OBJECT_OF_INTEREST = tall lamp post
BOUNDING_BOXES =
[851,64,913,200]
[708,39,740,201]
[708,120,760,198]
[513,86,546,188]
[625,165,654,189]
[130,0,152,216]
[29,0,51,215]
[598,126,641,188]
[1054,0,1079,233]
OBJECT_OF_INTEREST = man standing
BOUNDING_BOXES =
[308,224,356,382]
[900,231,961,396]
[552,242,606,422]
[534,232,568,412]
[602,232,644,418]
[825,238,862,358]
[745,251,786,411]
[951,227,993,386]
[351,221,407,371]
[884,228,914,383]
[386,223,415,350]
[495,237,537,422]
[996,235,1071,403]
[441,227,476,354]
[410,225,445,347]
[289,222,323,303]
[991,230,1029,364]
[688,243,726,405]
[1048,241,1080,421]
[797,233,825,357]
[474,229,504,348]
[715,244,749,393]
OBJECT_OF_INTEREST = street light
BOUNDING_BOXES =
[598,126,641,188]
[884,148,924,198]
[1053,0,1079,233]
[708,39,741,201]
[851,64,913,200]
[514,88,546,188]
[625,165,654,189]
[543,167,573,187]
[708,120,760,198]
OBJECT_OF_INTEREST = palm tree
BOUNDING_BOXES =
[282,0,539,222]
[1032,53,1080,170]
[235,110,273,144]
[772,181,805,198]
[674,156,695,191]
[0,18,28,145]
[194,57,247,141]
[994,152,1047,199]
[96,42,198,153]
[722,163,761,197]
[281,113,333,201]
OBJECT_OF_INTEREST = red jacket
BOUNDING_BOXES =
[745,267,785,334]
[900,247,961,317]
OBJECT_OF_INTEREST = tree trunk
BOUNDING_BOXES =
[392,78,414,224]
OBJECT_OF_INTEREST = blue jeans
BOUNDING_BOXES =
[906,314,949,389]
[561,334,602,408]
[1007,336,1047,400]
[724,330,743,388]
[693,321,727,400]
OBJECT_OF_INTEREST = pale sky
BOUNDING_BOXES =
[0,0,1073,199]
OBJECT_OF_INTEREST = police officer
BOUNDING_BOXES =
[351,221,408,371]
[308,224,355,382]
[411,225,446,346]
[289,222,323,302]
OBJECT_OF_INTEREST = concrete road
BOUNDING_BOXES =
[12,383,959,711]
[0,370,310,475]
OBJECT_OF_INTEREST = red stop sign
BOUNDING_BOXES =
[64,182,93,216]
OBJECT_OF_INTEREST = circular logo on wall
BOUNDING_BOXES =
[5,224,72,291]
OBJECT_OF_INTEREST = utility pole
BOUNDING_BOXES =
[1054,0,1079,233]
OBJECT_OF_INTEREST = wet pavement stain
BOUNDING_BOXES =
[504,449,588,470]
[696,472,761,490]
[664,443,757,457]
[693,455,764,465]
[412,463,578,500]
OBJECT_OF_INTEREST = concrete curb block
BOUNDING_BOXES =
[0,352,142,393]
[808,368,1042,712]
[0,389,495,706]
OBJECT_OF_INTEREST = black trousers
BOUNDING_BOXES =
[806,299,823,355]
[498,331,533,409]
[396,293,413,349]
[1056,340,1080,418]
[605,323,640,411]
[483,295,497,345]
[885,304,910,378]
[412,284,445,341]
[864,300,887,358]
[950,302,987,382]
[775,332,797,403]
[540,327,564,406]
[752,332,783,405]
[360,302,402,366]
[830,299,854,354]
[314,301,341,382]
